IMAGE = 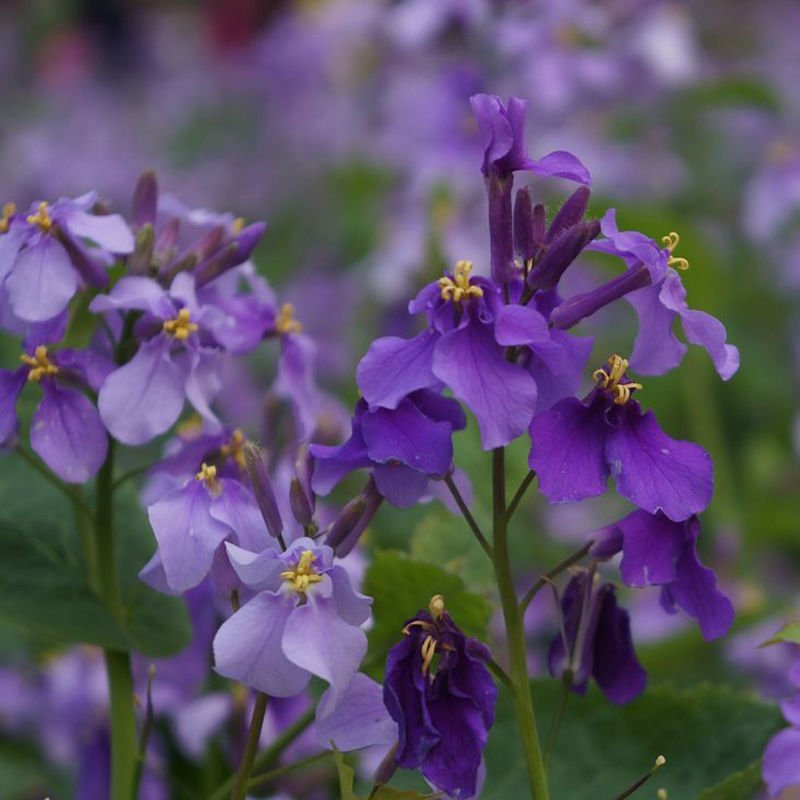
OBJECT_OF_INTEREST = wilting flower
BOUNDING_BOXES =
[311,391,465,507]
[549,571,646,705]
[529,354,713,522]
[762,659,800,797]
[0,337,110,482]
[591,510,735,640]
[213,538,370,700]
[383,595,497,799]
[0,194,133,323]
[552,210,739,380]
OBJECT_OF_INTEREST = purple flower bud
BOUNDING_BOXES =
[528,219,600,292]
[132,170,158,229]
[546,186,592,243]
[244,442,284,541]
[326,478,383,556]
[289,477,314,526]
[513,187,536,262]
[127,223,154,276]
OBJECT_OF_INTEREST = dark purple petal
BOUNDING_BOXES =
[30,382,107,483]
[372,462,430,507]
[310,403,373,495]
[409,389,467,430]
[0,368,26,444]
[493,304,552,348]
[614,510,684,587]
[606,404,713,522]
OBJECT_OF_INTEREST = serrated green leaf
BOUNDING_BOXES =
[761,622,800,647]
[483,682,781,800]
[363,550,492,664]
[696,760,763,800]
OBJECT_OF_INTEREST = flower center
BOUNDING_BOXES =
[163,308,199,341]
[592,354,642,406]
[195,462,220,493]
[280,549,323,593]
[0,202,16,234]
[402,594,448,678]
[661,231,689,271]
[27,201,53,234]
[275,303,303,335]
[20,346,59,382]
[438,260,484,303]
[220,429,246,472]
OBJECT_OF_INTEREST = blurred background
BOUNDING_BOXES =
[1,0,799,797]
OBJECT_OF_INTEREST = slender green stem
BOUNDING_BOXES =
[491,448,549,800]
[131,665,156,795]
[209,707,315,800]
[231,693,269,800]
[506,470,536,521]
[544,670,572,765]
[96,441,138,800]
[443,473,493,558]
[519,542,593,614]
[248,750,332,791]
[613,756,667,800]
[487,657,514,692]
[111,464,151,492]
[15,445,93,519]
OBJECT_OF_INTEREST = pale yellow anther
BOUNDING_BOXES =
[0,202,16,234]
[195,462,219,491]
[420,634,437,677]
[220,429,246,472]
[27,201,53,233]
[592,354,642,405]
[662,231,689,271]
[438,260,484,303]
[280,549,323,593]
[20,345,59,383]
[275,303,303,335]
[657,790,668,800]
[163,308,198,341]
[429,594,445,620]
[231,217,245,234]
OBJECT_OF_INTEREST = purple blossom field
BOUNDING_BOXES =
[0,2,799,799]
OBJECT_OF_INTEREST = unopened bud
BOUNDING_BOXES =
[289,477,314,526]
[128,223,154,275]
[325,495,367,552]
[372,741,399,788]
[546,186,591,243]
[132,169,158,228]
[513,187,535,261]
[244,442,283,540]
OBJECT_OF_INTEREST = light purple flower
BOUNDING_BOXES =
[763,660,800,797]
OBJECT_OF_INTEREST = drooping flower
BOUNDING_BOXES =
[529,354,713,522]
[552,210,740,380]
[0,194,134,324]
[590,510,735,640]
[549,571,646,705]
[383,595,497,799]
[213,538,371,701]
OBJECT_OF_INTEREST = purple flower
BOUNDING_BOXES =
[213,538,371,701]
[469,93,590,283]
[529,354,713,522]
[311,390,465,508]
[549,571,646,705]
[0,194,133,324]
[591,510,735,641]
[383,595,497,799]
[0,340,110,482]
[552,210,739,380]
[763,660,800,797]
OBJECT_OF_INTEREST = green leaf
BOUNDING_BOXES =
[483,682,781,800]
[0,740,69,800]
[363,550,492,664]
[761,621,800,647]
[696,761,763,800]
[333,746,357,800]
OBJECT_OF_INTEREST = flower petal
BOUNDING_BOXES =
[63,209,134,253]
[763,728,800,796]
[680,309,740,381]
[0,368,26,445]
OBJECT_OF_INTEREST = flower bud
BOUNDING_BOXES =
[244,442,283,540]
[128,223,154,275]
[133,169,158,229]
[546,185,591,243]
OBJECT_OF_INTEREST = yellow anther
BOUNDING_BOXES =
[661,231,689,270]
[438,260,484,303]
[429,594,445,620]
[275,303,303,335]
[280,549,323,593]
[231,217,245,234]
[657,790,668,800]
[220,429,246,472]
[195,462,220,492]
[420,635,437,677]
[20,345,59,382]
[26,201,53,233]
[163,308,198,341]
[176,414,204,438]
[592,354,642,405]
[0,202,16,234]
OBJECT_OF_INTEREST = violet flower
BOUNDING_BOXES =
[552,210,740,380]
[383,595,497,799]
[591,510,735,641]
[0,194,133,323]
[213,537,371,701]
[549,571,646,705]
[529,354,713,522]
[763,660,800,797]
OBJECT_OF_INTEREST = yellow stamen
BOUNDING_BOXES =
[280,549,323,593]
[592,354,642,406]
[429,594,445,620]
[231,217,245,234]
[26,201,53,233]
[20,345,59,382]
[438,260,484,303]
[163,308,198,341]
[420,635,437,677]
[275,303,302,335]
[195,462,220,492]
[220,429,246,472]
[0,202,16,234]
[661,231,689,271]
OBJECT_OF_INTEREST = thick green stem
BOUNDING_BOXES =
[96,441,138,800]
[231,693,269,800]
[491,448,549,800]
